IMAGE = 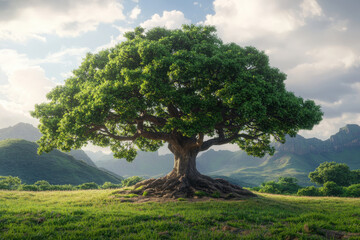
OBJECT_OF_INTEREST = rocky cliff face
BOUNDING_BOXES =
[276,124,360,155]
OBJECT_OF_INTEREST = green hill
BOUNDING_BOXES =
[0,139,122,185]
[0,123,96,167]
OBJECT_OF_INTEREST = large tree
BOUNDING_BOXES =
[32,25,322,198]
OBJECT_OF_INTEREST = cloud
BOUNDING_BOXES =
[141,10,191,30]
[204,0,322,43]
[286,46,360,101]
[95,26,133,52]
[301,0,323,18]
[0,0,125,41]
[0,49,57,127]
[1,67,55,112]
[42,47,90,64]
[0,104,37,129]
[129,5,141,20]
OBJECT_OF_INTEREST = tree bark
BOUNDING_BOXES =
[167,148,200,178]
[128,141,256,199]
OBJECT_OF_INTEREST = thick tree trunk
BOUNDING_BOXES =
[167,149,200,178]
[129,143,256,199]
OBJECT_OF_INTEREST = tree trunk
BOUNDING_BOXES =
[167,148,200,179]
[128,143,257,199]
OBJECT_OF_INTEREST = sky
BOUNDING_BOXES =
[0,0,359,152]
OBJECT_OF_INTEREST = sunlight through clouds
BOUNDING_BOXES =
[0,0,125,41]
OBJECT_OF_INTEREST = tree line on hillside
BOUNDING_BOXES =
[252,162,360,197]
[0,176,144,191]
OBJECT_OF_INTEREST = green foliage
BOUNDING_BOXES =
[31,25,322,161]
[211,191,221,198]
[258,177,301,194]
[344,184,360,197]
[277,177,301,194]
[19,184,39,191]
[297,186,322,196]
[34,180,52,190]
[309,162,353,186]
[259,181,281,194]
[351,169,360,184]
[321,181,344,196]
[101,182,122,189]
[194,190,208,197]
[142,190,148,196]
[0,176,22,190]
[77,182,99,190]
[122,176,145,187]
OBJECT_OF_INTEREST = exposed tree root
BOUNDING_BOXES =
[124,174,256,199]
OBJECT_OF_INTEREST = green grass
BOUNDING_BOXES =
[0,190,359,239]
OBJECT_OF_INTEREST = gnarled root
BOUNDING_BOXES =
[128,174,256,199]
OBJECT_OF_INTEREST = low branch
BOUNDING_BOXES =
[200,133,260,152]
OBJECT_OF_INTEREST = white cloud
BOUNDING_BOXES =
[42,47,90,64]
[0,49,31,75]
[141,10,191,30]
[0,49,57,127]
[129,5,141,20]
[0,0,125,41]
[204,0,322,43]
[0,104,37,129]
[286,46,360,93]
[95,26,133,52]
[300,113,360,140]
[301,0,323,18]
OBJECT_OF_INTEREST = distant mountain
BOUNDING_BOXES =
[91,151,173,178]
[0,139,122,185]
[0,123,96,167]
[211,124,360,186]
[89,124,360,187]
[275,124,360,154]
[0,123,41,142]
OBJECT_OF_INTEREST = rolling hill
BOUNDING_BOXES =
[0,139,122,185]
[0,123,96,167]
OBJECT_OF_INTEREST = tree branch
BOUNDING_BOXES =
[200,133,260,152]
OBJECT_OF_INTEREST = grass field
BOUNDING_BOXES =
[0,189,359,239]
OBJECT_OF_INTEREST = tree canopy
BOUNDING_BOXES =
[32,25,322,163]
[309,162,353,186]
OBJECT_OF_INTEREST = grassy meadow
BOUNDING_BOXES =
[0,189,360,239]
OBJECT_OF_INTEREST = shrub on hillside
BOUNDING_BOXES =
[77,182,99,190]
[277,177,301,194]
[0,176,22,190]
[321,181,344,196]
[297,186,322,196]
[257,177,301,194]
[122,176,145,187]
[50,184,75,191]
[19,184,39,191]
[351,170,360,185]
[259,181,281,194]
[309,162,353,186]
[344,184,360,197]
[102,182,122,189]
[34,180,52,191]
